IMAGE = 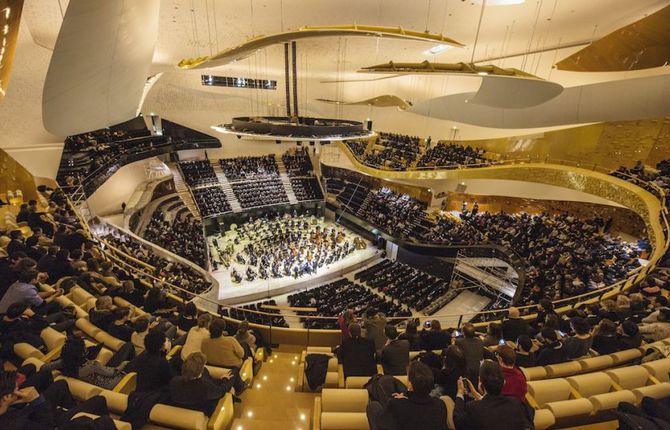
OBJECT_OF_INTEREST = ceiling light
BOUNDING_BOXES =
[473,0,525,5]
[478,71,489,76]
[424,44,453,55]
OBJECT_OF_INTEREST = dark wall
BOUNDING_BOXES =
[396,246,454,281]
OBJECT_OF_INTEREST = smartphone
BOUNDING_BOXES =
[453,330,461,337]
[498,339,506,345]
[424,320,432,328]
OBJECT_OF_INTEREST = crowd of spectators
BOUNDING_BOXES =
[219,155,279,182]
[362,132,422,169]
[282,147,314,177]
[417,142,490,168]
[142,208,208,269]
[222,300,289,328]
[611,158,670,204]
[97,227,212,298]
[191,187,232,217]
[231,178,289,209]
[179,160,219,188]
[290,177,324,201]
[288,279,411,330]
[356,186,430,240]
[356,260,452,313]
[345,140,368,157]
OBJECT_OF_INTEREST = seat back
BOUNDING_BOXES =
[75,318,101,338]
[546,361,582,378]
[321,389,368,413]
[527,379,573,406]
[70,287,94,306]
[606,366,651,390]
[149,404,208,430]
[94,331,125,351]
[643,358,670,383]
[610,348,643,364]
[520,366,547,381]
[566,372,613,398]
[578,355,614,372]
[41,327,66,352]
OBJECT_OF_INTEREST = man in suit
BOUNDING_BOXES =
[455,323,486,383]
[339,323,377,378]
[367,361,447,430]
[380,326,410,375]
[501,307,529,343]
[453,360,532,430]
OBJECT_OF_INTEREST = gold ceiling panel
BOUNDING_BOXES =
[177,25,464,69]
[0,0,24,102]
[360,61,541,79]
[316,95,411,109]
[555,5,670,71]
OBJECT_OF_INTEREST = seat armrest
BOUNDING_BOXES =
[113,372,137,394]
[207,392,234,430]
[313,397,322,430]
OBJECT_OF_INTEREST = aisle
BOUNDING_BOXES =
[232,348,316,430]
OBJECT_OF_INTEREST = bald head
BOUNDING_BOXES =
[508,307,520,318]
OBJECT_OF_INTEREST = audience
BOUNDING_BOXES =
[380,326,410,375]
[143,208,208,268]
[495,345,527,403]
[338,323,377,378]
[201,318,245,368]
[455,323,486,383]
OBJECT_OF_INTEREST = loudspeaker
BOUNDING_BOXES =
[366,120,373,131]
[455,182,467,193]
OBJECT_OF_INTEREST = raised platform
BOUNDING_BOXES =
[211,246,381,305]
[212,116,374,141]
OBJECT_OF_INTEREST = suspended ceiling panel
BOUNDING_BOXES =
[409,74,670,128]
[42,0,160,137]
[556,4,670,72]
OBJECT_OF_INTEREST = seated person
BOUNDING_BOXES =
[201,318,245,368]
[55,336,126,390]
[367,361,447,430]
[169,352,235,416]
[495,345,527,403]
[562,317,593,359]
[131,316,152,355]
[501,307,529,343]
[107,307,134,342]
[513,335,536,368]
[454,360,531,430]
[0,370,112,429]
[639,308,670,341]
[617,320,642,350]
[433,345,467,400]
[177,302,199,332]
[0,303,48,352]
[338,323,377,378]
[181,313,212,361]
[380,326,410,376]
[455,323,486,383]
[0,269,62,315]
[125,330,173,393]
[88,296,116,331]
[536,328,568,366]
[234,320,257,356]
[421,320,451,351]
[591,319,619,355]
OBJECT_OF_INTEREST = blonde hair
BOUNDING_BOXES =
[96,296,113,310]
[182,352,207,379]
[601,299,617,312]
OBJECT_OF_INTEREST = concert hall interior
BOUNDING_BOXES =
[2,1,670,429]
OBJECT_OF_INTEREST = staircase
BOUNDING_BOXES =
[170,163,201,221]
[213,163,243,212]
[276,158,298,204]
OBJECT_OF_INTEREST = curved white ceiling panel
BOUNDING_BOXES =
[42,0,160,137]
[409,74,670,128]
[469,77,564,109]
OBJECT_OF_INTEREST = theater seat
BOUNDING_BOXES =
[606,366,653,390]
[316,389,369,430]
[520,366,547,381]
[578,355,614,372]
[589,390,637,413]
[94,331,125,351]
[150,404,208,430]
[610,348,643,365]
[642,358,670,383]
[76,318,101,339]
[527,379,592,420]
[632,382,670,401]
[71,412,131,430]
[545,361,582,378]
[533,408,556,430]
[566,372,613,398]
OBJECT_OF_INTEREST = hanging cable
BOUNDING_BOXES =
[521,0,543,71]
[425,0,432,32]
[470,0,487,64]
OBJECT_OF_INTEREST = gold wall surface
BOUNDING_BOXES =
[555,5,670,72]
[0,0,23,102]
[336,140,666,266]
[455,118,670,170]
[0,147,37,202]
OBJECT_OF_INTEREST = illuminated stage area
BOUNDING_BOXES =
[207,215,379,304]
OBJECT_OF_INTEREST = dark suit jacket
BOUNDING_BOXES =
[339,337,377,378]
[381,339,410,375]
[501,318,529,342]
[454,394,532,430]
[375,392,447,430]
[455,337,485,382]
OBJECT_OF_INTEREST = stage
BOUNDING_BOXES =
[209,246,380,305]
[202,216,381,305]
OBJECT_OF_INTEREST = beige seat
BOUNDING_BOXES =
[578,355,615,372]
[94,331,125,351]
[589,390,637,413]
[527,379,592,420]
[520,366,547,381]
[606,366,653,390]
[71,412,131,430]
[70,287,94,306]
[633,382,670,402]
[534,408,556,430]
[299,354,339,391]
[76,318,102,338]
[610,348,643,365]
[567,372,614,398]
[316,388,369,430]
[642,358,670,383]
[545,361,582,378]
